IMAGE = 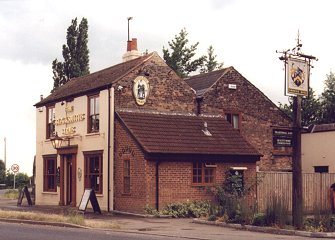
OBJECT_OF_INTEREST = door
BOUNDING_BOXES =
[59,152,77,207]
[66,155,73,205]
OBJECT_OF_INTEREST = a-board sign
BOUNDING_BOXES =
[17,186,33,206]
[78,189,101,214]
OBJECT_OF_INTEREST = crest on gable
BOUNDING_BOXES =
[133,76,150,105]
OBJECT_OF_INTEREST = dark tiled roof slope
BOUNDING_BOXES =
[117,111,260,156]
[35,53,155,107]
[185,67,231,96]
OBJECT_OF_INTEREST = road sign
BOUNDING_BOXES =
[11,164,19,173]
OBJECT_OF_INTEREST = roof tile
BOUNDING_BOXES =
[117,111,260,156]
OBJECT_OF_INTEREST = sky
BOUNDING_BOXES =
[0,0,334,175]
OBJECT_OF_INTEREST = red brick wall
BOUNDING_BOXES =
[115,117,257,213]
[114,120,148,213]
[153,161,257,210]
[200,68,292,171]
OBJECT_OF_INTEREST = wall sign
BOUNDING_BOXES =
[133,76,150,105]
[273,129,293,147]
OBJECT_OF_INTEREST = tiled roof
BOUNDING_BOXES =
[35,53,155,107]
[117,111,260,156]
[185,67,231,97]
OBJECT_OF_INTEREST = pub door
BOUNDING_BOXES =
[59,153,77,207]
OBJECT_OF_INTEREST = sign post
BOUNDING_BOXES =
[277,33,317,229]
[11,164,19,189]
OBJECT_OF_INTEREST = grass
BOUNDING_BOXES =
[0,209,120,229]
[3,189,19,199]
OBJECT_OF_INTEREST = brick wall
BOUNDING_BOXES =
[114,53,196,114]
[200,68,292,171]
[152,161,257,210]
[114,117,257,212]
[114,120,148,213]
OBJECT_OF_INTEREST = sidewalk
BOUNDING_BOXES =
[0,197,333,239]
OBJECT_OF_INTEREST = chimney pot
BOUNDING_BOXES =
[131,38,138,51]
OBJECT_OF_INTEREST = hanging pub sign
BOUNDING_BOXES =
[286,57,309,97]
[273,129,293,147]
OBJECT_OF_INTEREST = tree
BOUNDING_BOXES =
[163,28,206,78]
[278,87,321,126]
[6,171,30,188]
[200,45,224,73]
[52,17,90,92]
[0,160,5,184]
[320,71,335,123]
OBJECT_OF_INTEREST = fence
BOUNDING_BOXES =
[256,172,335,213]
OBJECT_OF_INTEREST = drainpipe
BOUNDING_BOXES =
[107,85,114,212]
[156,161,160,211]
[196,97,203,116]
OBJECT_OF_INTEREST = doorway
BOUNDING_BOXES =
[65,155,73,205]
[58,147,77,207]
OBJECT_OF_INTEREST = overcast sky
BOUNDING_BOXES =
[0,0,333,174]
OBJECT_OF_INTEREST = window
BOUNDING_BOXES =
[225,113,240,129]
[88,95,99,133]
[314,166,329,173]
[192,162,215,185]
[84,152,103,194]
[43,156,57,192]
[46,106,55,139]
[123,160,130,194]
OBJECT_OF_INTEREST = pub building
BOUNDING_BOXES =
[34,39,291,212]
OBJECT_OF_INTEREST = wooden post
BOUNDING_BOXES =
[292,96,303,229]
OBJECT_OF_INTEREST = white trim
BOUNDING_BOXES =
[230,167,247,170]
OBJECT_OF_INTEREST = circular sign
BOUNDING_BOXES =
[11,164,19,173]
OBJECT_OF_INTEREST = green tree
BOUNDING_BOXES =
[278,87,321,126]
[320,71,335,123]
[163,28,206,78]
[200,45,224,73]
[52,17,90,92]
[6,171,30,188]
[0,160,5,184]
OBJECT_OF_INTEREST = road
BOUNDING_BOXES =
[0,222,173,240]
[0,221,320,240]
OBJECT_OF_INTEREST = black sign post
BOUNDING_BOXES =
[78,189,101,214]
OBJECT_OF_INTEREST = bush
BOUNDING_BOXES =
[162,201,211,218]
[304,207,335,232]
[145,201,211,218]
[252,213,266,226]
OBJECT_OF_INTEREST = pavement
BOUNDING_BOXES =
[0,193,335,239]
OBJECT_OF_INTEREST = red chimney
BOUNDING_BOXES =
[127,38,138,52]
[123,38,141,62]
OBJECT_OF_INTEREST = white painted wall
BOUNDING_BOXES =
[35,88,114,211]
[302,131,335,173]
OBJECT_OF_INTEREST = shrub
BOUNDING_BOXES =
[207,170,259,224]
[145,201,211,218]
[304,208,335,232]
[252,213,266,226]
